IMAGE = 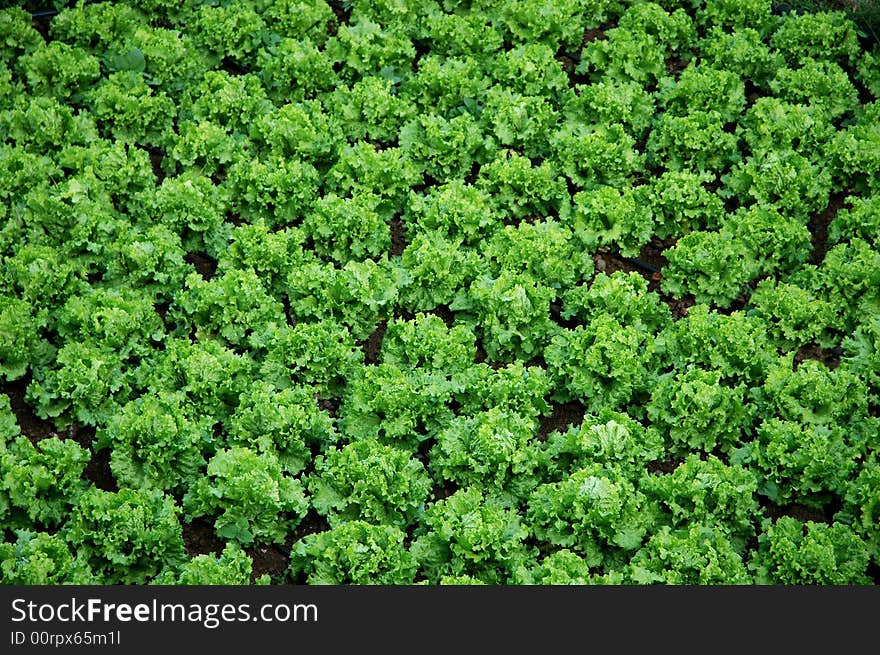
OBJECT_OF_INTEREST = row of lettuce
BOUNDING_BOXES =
[2,0,880,584]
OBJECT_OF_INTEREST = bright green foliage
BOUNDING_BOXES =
[0,296,51,381]
[328,76,415,144]
[663,206,811,307]
[646,171,725,238]
[398,232,483,311]
[328,19,416,80]
[840,456,880,563]
[411,487,532,584]
[542,413,665,480]
[153,543,263,585]
[0,395,17,441]
[747,279,840,349]
[831,104,880,195]
[20,42,101,100]
[227,155,320,225]
[0,436,89,527]
[338,362,456,450]
[26,341,132,427]
[737,418,858,506]
[642,455,761,547]
[418,9,504,58]
[184,447,308,546]
[723,149,832,220]
[699,0,775,32]
[758,358,868,427]
[753,517,871,585]
[769,10,861,66]
[291,521,418,585]
[553,122,644,189]
[326,142,421,205]
[258,320,363,396]
[545,315,656,411]
[429,408,542,501]
[565,79,656,140]
[0,530,94,585]
[171,269,285,348]
[308,440,431,528]
[739,98,834,160]
[452,362,552,421]
[381,314,475,372]
[303,191,390,264]
[646,110,740,174]
[647,366,754,455]
[227,382,336,474]
[287,258,402,341]
[659,65,746,124]
[656,305,776,384]
[250,100,341,164]
[219,222,305,293]
[138,337,255,422]
[485,219,592,288]
[490,44,569,97]
[526,464,657,568]
[66,487,187,584]
[829,196,880,247]
[700,27,783,86]
[453,271,557,361]
[407,180,500,245]
[2,0,878,588]
[264,0,337,45]
[627,525,751,585]
[85,71,175,148]
[400,112,491,181]
[570,185,654,257]
[258,38,338,104]
[562,272,672,333]
[478,151,569,219]
[515,549,596,585]
[482,88,558,159]
[489,0,594,49]
[769,61,860,121]
[193,3,269,64]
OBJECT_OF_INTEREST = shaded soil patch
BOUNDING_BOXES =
[360,319,388,365]
[247,544,291,583]
[763,500,838,525]
[536,401,586,441]
[278,510,332,584]
[794,343,842,370]
[182,518,226,557]
[0,375,58,443]
[647,457,683,475]
[185,251,218,280]
[390,217,407,256]
[808,193,849,265]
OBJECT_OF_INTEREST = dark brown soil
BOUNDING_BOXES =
[182,518,226,557]
[536,401,586,441]
[390,217,407,256]
[808,194,849,265]
[246,544,290,582]
[647,457,683,475]
[763,502,833,525]
[63,422,118,492]
[360,319,388,365]
[793,343,842,371]
[582,28,608,45]
[430,304,456,328]
[185,251,218,280]
[0,376,58,444]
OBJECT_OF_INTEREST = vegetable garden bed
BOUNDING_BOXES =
[1,0,880,585]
